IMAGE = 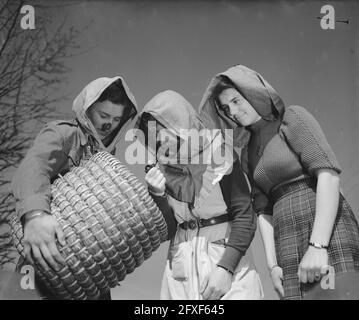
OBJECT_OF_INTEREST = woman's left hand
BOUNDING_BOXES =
[145,166,166,196]
[298,245,329,283]
[201,266,232,300]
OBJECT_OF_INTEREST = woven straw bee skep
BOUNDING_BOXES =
[11,151,168,300]
[94,153,168,243]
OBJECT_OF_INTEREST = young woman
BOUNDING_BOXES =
[138,90,263,300]
[199,64,359,300]
[12,76,138,299]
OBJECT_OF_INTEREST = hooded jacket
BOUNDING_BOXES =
[12,77,138,221]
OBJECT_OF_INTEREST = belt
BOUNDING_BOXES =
[270,177,317,203]
[179,213,231,230]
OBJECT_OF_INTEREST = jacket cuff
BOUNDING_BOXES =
[217,245,244,274]
[150,192,169,207]
[16,193,51,221]
[150,193,177,240]
[148,188,165,197]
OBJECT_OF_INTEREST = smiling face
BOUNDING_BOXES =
[87,100,126,140]
[217,88,262,127]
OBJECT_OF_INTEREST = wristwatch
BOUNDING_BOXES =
[309,242,329,250]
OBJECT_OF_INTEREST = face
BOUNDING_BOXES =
[87,100,127,139]
[155,122,182,160]
[218,88,261,126]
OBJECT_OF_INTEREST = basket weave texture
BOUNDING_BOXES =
[11,152,168,300]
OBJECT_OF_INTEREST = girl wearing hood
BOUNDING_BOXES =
[199,65,359,300]
[138,90,263,300]
[12,77,138,299]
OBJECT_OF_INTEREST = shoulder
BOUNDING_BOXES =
[282,105,317,125]
[281,105,323,136]
[36,120,83,150]
[45,119,80,137]
[49,119,79,129]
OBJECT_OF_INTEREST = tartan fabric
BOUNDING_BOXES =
[271,178,359,300]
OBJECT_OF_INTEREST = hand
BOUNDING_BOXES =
[298,245,329,283]
[145,166,166,196]
[23,212,66,271]
[201,266,232,300]
[270,266,284,299]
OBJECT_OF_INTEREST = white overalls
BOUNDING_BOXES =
[160,166,263,300]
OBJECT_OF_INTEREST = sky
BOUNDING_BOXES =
[5,0,359,300]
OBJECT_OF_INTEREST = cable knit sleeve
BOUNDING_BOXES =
[280,105,342,176]
[217,159,257,273]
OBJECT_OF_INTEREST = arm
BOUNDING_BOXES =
[144,166,177,240]
[281,106,342,283]
[12,123,70,220]
[150,193,177,240]
[310,168,340,245]
[247,173,274,268]
[217,159,256,273]
[258,214,277,269]
[11,123,70,270]
[251,179,284,298]
[258,213,284,298]
[202,160,257,300]
[298,168,339,283]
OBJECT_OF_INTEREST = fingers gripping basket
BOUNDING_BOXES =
[10,152,168,299]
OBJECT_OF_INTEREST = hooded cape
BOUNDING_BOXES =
[72,76,138,154]
[137,90,234,206]
[198,65,285,150]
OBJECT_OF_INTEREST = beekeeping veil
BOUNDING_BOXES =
[136,90,234,206]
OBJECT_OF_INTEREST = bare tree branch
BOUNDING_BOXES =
[0,0,82,269]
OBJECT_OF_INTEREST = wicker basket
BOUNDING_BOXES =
[10,152,168,300]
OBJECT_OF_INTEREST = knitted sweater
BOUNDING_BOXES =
[242,105,342,216]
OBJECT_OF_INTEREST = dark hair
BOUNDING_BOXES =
[97,80,132,107]
[211,76,237,105]
[138,112,182,156]
[137,112,165,150]
[137,112,156,144]
[92,80,134,146]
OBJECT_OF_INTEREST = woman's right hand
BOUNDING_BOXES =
[270,266,285,299]
[145,166,166,196]
[23,212,66,271]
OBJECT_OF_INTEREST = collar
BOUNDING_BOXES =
[78,125,89,146]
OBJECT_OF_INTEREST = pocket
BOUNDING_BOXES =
[207,239,227,267]
[208,239,251,275]
[211,239,227,247]
[169,243,190,281]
